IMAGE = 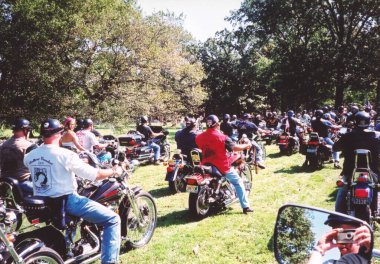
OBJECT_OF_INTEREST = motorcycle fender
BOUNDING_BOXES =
[16,238,46,260]
[131,186,143,196]
[165,168,178,182]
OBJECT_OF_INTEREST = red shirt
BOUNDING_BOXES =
[195,128,230,174]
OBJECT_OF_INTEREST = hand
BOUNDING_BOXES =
[245,143,251,150]
[316,229,340,255]
[112,165,123,177]
[354,226,371,253]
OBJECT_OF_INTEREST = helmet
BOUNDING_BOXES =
[351,105,359,114]
[365,106,372,112]
[206,115,219,128]
[185,116,196,128]
[231,114,237,120]
[322,106,329,113]
[83,118,93,129]
[12,118,31,131]
[287,110,294,118]
[272,112,277,117]
[338,106,344,113]
[267,112,273,118]
[40,119,64,138]
[223,114,230,121]
[315,109,324,118]
[243,113,251,120]
[140,116,148,124]
[355,111,370,128]
[324,214,361,228]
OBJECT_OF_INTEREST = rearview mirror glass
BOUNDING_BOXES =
[274,204,373,264]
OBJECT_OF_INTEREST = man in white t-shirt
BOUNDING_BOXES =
[24,118,122,264]
[76,118,108,152]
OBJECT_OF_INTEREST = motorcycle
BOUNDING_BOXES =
[260,128,281,145]
[0,161,157,263]
[277,131,299,156]
[336,149,380,226]
[184,149,252,219]
[118,127,170,164]
[164,152,192,194]
[0,180,64,263]
[273,204,376,263]
[303,132,332,170]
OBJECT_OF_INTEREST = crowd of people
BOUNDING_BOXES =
[0,102,379,263]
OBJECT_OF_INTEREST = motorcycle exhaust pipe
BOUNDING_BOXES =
[64,226,100,264]
[223,197,238,207]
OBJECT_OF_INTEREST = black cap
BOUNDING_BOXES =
[324,214,361,228]
[40,119,64,138]
[83,118,93,129]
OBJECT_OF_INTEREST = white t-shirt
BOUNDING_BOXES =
[76,130,99,152]
[24,144,97,197]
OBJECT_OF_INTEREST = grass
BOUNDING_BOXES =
[111,128,344,264]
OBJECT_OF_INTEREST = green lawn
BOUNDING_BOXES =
[115,130,342,264]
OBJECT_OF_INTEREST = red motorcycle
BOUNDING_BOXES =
[184,149,252,219]
[0,161,157,263]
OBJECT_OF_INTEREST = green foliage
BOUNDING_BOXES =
[0,0,206,126]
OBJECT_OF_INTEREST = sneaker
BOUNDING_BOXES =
[243,207,254,214]
[257,162,266,169]
[334,161,342,169]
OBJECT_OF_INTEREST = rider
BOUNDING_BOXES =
[174,116,199,160]
[76,119,109,152]
[136,116,164,165]
[236,113,266,169]
[220,114,234,138]
[333,111,380,213]
[311,109,341,168]
[195,115,254,214]
[346,105,359,128]
[24,118,122,264]
[280,110,304,149]
[336,106,348,126]
[266,112,280,129]
[0,118,34,195]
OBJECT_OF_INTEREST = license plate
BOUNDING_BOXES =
[186,185,198,193]
[307,148,317,153]
[352,197,369,205]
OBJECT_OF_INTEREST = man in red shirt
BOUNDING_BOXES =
[196,115,254,214]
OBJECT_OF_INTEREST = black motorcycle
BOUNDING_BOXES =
[0,180,64,263]
[303,132,332,170]
[336,149,380,226]
[0,163,157,263]
[118,127,170,164]
[184,149,252,219]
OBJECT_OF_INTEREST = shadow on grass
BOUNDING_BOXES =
[267,152,282,159]
[267,232,274,252]
[149,187,170,199]
[274,165,304,174]
[157,209,194,228]
[327,188,338,203]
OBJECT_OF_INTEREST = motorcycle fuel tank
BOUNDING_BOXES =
[87,178,122,204]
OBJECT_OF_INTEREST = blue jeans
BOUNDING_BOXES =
[66,193,120,264]
[324,137,339,161]
[150,142,160,161]
[224,168,250,209]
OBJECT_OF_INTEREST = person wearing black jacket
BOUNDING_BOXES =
[333,111,380,213]
[174,116,199,160]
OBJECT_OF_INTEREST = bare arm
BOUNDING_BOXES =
[95,166,123,181]
[233,143,251,152]
[70,131,86,151]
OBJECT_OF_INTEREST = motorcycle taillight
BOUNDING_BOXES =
[308,141,318,146]
[167,167,175,173]
[354,188,370,198]
[186,178,198,185]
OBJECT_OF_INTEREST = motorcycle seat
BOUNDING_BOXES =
[201,164,223,178]
[23,196,47,210]
[0,177,25,203]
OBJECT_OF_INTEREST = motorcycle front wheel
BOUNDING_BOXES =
[23,247,64,264]
[121,192,157,249]
[189,187,210,219]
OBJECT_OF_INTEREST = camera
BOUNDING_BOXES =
[336,229,356,244]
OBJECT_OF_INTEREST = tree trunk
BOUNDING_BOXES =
[376,79,380,121]
[334,57,345,108]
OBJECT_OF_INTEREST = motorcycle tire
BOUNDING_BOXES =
[22,246,64,264]
[258,141,266,161]
[121,192,157,249]
[169,172,186,194]
[307,155,318,171]
[238,164,253,194]
[189,187,210,219]
[354,205,372,226]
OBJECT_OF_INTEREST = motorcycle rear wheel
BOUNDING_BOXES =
[238,164,253,194]
[189,187,210,219]
[354,205,372,226]
[23,247,64,264]
[122,192,157,249]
